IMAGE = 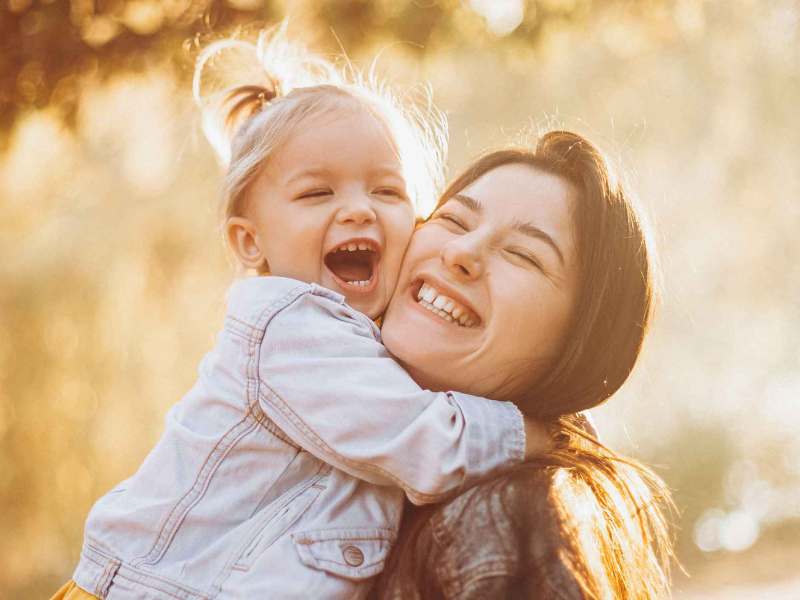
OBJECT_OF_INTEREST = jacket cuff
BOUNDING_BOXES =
[449,392,526,481]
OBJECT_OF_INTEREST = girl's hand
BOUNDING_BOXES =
[523,411,599,459]
[523,416,554,459]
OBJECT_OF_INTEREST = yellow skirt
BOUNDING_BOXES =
[50,581,99,600]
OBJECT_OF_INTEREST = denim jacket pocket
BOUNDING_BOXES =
[232,474,328,572]
[292,527,395,580]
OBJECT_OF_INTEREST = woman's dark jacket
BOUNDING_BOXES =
[372,466,586,600]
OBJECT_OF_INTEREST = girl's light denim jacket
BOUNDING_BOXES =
[73,276,525,599]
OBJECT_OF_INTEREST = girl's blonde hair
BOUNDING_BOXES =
[193,24,448,222]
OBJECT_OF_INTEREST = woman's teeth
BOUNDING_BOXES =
[416,282,478,327]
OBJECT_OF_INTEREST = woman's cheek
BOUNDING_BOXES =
[411,224,446,256]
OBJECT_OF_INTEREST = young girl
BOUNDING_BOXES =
[53,28,539,600]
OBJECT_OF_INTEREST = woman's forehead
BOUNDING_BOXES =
[457,163,577,229]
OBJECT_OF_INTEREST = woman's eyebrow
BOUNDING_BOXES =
[512,219,565,266]
[452,193,482,212]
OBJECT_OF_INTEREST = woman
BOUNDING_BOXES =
[373,131,673,598]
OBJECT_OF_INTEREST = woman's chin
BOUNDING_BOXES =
[382,318,452,393]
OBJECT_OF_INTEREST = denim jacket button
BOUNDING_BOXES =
[342,544,364,567]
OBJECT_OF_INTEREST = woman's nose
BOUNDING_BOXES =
[336,194,377,225]
[440,236,483,280]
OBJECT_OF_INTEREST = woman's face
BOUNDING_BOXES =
[382,163,580,400]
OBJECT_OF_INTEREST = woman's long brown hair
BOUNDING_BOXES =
[386,131,674,599]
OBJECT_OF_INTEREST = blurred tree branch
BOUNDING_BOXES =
[0,0,676,142]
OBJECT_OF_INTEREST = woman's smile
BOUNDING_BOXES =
[410,277,482,328]
[415,282,479,327]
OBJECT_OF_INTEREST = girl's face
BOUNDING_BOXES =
[382,163,580,400]
[233,107,416,319]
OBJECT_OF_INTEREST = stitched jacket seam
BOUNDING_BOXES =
[442,559,517,598]
[131,416,261,567]
[257,384,443,504]
[243,284,311,449]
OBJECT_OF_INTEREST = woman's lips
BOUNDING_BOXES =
[408,279,480,328]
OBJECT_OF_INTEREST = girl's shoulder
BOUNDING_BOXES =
[225,276,312,317]
[225,276,376,335]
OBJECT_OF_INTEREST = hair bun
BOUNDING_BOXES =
[223,80,282,129]
[192,23,334,167]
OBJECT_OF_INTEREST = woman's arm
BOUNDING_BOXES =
[254,283,532,505]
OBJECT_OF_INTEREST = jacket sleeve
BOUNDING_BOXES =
[255,286,525,505]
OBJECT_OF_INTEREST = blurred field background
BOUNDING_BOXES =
[2,0,799,597]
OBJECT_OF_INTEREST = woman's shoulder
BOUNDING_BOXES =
[432,465,560,546]
[424,464,585,599]
[437,465,556,525]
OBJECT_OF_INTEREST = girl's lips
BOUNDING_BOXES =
[326,264,380,294]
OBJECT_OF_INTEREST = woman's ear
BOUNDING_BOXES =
[226,216,268,271]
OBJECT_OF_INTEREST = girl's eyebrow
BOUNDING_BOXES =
[370,165,405,179]
[285,165,403,186]
[285,168,330,185]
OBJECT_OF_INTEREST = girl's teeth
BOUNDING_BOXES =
[347,243,357,251]
[357,242,368,250]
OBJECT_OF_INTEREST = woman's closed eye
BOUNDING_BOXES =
[433,212,467,230]
[506,247,543,271]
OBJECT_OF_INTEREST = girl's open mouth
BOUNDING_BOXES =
[324,240,380,293]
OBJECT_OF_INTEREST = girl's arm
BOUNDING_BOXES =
[254,282,530,505]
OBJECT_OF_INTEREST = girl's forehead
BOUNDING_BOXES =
[262,110,404,183]
[284,103,397,151]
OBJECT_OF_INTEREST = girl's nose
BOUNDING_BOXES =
[336,194,377,225]
[440,235,483,280]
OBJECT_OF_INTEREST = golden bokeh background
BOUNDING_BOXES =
[2,0,799,597]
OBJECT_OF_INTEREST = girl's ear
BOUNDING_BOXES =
[226,216,268,271]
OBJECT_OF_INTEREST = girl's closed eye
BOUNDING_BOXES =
[295,188,333,201]
[372,186,408,201]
